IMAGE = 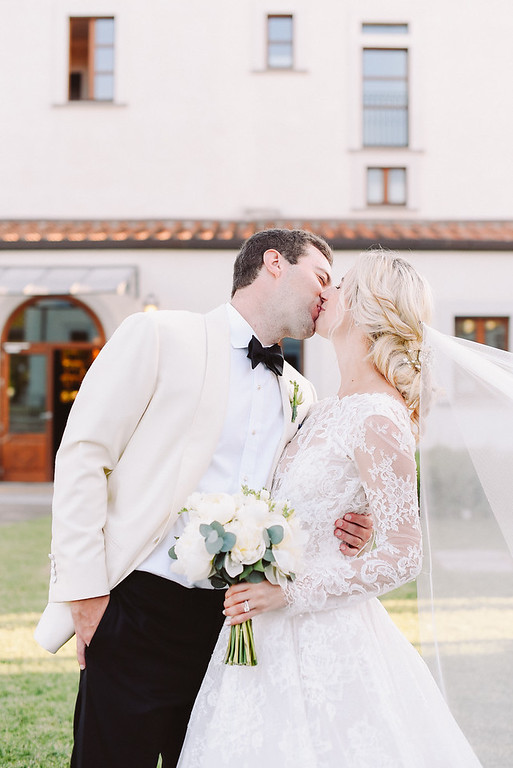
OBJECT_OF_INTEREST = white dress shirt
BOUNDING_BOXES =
[137,303,284,585]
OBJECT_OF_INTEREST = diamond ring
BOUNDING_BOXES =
[243,599,250,613]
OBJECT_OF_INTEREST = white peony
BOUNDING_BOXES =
[239,496,271,525]
[169,524,213,582]
[272,515,307,576]
[185,492,236,525]
[225,518,267,567]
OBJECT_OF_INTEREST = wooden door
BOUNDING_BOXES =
[1,296,105,482]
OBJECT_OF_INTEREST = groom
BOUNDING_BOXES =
[35,228,373,767]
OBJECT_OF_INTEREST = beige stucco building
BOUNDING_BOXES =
[1,0,513,481]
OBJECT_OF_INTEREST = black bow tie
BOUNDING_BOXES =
[247,336,284,376]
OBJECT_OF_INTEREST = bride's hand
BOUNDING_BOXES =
[223,581,286,625]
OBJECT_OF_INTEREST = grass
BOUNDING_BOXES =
[0,517,77,767]
[0,516,418,766]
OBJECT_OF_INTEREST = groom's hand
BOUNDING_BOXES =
[70,594,110,670]
[334,513,373,555]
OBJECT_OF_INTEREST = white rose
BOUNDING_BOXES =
[170,524,213,582]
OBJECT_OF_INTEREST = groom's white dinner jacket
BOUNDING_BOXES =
[35,305,315,653]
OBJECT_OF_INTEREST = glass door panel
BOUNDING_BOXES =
[8,353,48,433]
[2,351,51,481]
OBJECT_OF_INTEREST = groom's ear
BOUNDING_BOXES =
[262,248,283,279]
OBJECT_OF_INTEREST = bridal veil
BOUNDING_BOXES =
[418,326,513,765]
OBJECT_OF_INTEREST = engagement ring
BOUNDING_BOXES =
[243,600,250,613]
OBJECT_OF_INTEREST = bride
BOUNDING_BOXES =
[177,250,482,767]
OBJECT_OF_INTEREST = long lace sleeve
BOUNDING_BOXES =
[283,413,422,616]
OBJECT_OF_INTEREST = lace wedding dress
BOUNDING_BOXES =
[177,394,482,768]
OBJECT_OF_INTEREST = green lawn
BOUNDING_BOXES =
[0,517,76,767]
[0,516,419,766]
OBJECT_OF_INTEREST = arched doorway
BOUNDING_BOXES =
[1,296,105,482]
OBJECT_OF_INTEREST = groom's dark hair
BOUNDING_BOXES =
[231,228,333,296]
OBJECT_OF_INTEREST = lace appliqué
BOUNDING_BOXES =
[271,393,421,616]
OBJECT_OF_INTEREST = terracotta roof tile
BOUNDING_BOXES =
[2,219,513,251]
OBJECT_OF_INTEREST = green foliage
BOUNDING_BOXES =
[245,570,265,583]
[266,525,284,545]
[200,522,236,555]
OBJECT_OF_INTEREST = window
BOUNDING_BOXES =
[362,24,408,35]
[367,167,406,205]
[69,17,115,101]
[267,15,293,69]
[455,317,509,350]
[363,48,408,146]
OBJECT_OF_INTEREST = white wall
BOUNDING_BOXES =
[2,245,512,400]
[2,0,513,220]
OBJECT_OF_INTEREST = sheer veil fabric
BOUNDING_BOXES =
[419,326,513,766]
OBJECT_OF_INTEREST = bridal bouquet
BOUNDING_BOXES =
[168,486,304,666]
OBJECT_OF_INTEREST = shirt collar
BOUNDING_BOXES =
[225,303,257,349]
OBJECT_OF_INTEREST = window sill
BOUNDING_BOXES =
[367,203,407,208]
[251,68,308,74]
[349,147,424,154]
[52,101,128,108]
[352,205,418,213]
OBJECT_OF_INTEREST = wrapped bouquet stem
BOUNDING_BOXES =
[169,486,305,666]
[224,619,257,666]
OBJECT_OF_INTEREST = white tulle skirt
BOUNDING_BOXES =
[177,598,482,768]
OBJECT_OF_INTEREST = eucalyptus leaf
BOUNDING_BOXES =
[267,525,284,545]
[220,532,236,552]
[168,545,177,560]
[205,531,223,554]
[210,575,227,589]
[211,521,226,536]
[239,565,254,580]
[199,523,213,538]
[219,567,237,586]
[245,570,265,583]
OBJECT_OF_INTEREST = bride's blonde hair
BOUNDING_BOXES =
[343,248,432,433]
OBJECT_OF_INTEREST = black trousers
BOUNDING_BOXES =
[70,571,225,768]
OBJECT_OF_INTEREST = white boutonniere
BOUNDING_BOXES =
[289,380,304,423]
